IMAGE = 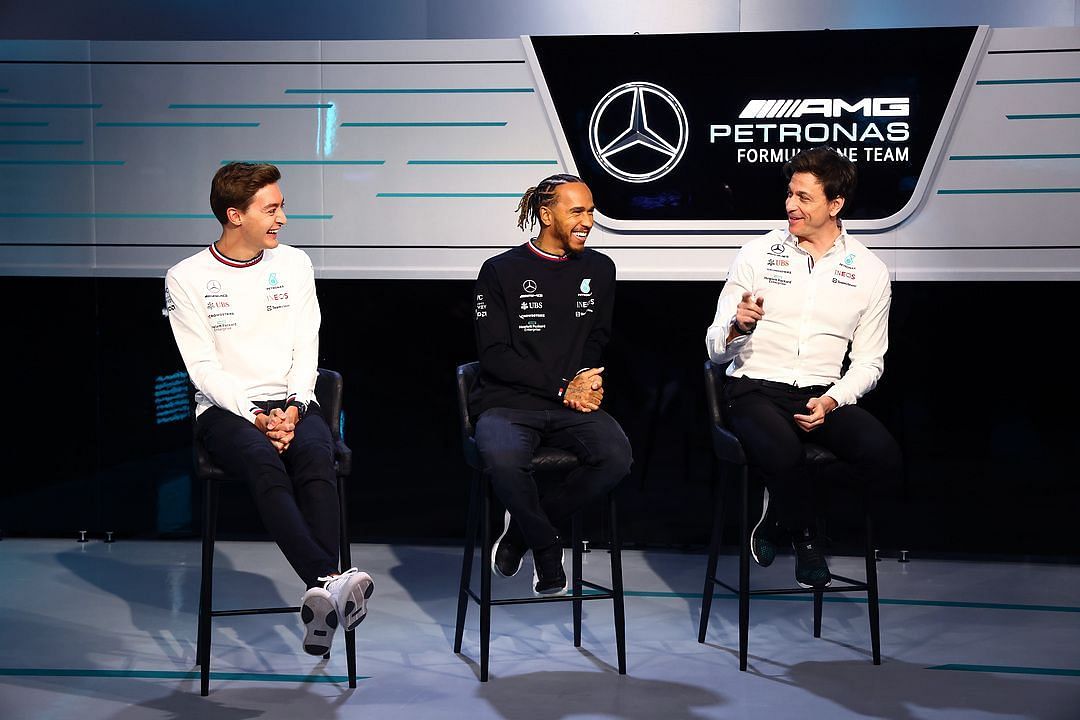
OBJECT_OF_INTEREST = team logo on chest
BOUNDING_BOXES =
[265,271,290,311]
[518,278,545,333]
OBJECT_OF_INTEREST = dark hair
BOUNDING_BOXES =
[210,162,282,225]
[783,146,857,215]
[515,173,584,231]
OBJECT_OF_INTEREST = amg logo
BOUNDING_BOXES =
[739,98,910,119]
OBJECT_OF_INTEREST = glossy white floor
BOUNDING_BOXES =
[0,538,1077,720]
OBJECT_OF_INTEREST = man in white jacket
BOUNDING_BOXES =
[165,162,372,656]
[705,147,901,588]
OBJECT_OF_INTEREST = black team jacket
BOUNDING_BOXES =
[469,241,616,417]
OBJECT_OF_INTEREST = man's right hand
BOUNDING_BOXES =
[564,367,605,413]
[733,291,765,334]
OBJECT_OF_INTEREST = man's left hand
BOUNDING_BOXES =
[266,407,296,451]
[564,367,605,413]
[794,395,838,432]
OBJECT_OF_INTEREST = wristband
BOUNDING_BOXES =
[733,319,754,336]
[286,399,309,421]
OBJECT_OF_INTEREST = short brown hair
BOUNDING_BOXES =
[210,162,281,225]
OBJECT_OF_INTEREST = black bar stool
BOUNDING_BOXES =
[194,368,356,696]
[698,360,881,670]
[452,361,627,681]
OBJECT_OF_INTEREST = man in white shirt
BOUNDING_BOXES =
[705,147,901,588]
[165,162,373,656]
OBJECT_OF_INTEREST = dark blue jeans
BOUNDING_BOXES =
[722,376,902,540]
[474,407,633,550]
[197,402,339,587]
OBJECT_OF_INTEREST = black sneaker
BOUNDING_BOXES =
[491,511,527,578]
[751,490,786,568]
[793,529,832,588]
[532,540,568,596]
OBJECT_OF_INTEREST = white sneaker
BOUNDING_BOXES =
[319,568,375,631]
[300,586,338,656]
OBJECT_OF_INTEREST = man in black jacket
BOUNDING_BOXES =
[470,173,632,595]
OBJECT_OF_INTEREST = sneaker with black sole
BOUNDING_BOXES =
[751,489,787,568]
[532,540,568,596]
[491,511,527,578]
[300,586,338,656]
[319,567,375,632]
[792,530,832,588]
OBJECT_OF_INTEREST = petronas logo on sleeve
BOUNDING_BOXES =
[580,278,591,294]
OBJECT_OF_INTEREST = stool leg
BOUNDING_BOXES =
[738,468,750,672]
[813,589,823,638]
[454,470,480,654]
[865,512,882,665]
[609,494,626,675]
[698,475,726,643]
[198,476,218,696]
[479,478,492,682]
[337,473,357,688]
[572,514,583,647]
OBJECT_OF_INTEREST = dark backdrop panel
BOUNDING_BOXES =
[6,276,1076,559]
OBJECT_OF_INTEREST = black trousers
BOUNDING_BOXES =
[721,376,902,541]
[197,402,340,587]
[474,406,633,550]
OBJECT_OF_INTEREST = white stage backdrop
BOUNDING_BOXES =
[0,26,1077,280]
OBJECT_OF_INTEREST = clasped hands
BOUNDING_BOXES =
[255,406,301,453]
[563,367,604,413]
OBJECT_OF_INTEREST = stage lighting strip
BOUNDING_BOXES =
[0,139,82,145]
[285,87,533,94]
[0,212,332,219]
[0,668,365,683]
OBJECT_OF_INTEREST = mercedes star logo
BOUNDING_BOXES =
[522,279,537,294]
[207,280,222,293]
[589,81,689,184]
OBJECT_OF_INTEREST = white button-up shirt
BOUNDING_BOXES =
[705,227,891,407]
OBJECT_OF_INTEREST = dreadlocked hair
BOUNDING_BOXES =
[515,173,583,231]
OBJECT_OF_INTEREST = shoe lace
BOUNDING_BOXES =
[318,567,359,587]
[797,541,826,567]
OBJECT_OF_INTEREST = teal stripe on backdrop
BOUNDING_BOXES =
[950,153,1080,160]
[0,212,331,219]
[221,160,384,165]
[1007,113,1080,120]
[0,160,122,165]
[938,188,1080,195]
[97,122,260,128]
[376,192,519,198]
[169,103,332,109]
[286,88,533,94]
[0,668,364,683]
[624,590,1080,613]
[928,664,1080,677]
[342,122,506,127]
[0,122,48,126]
[0,103,101,109]
[0,140,82,145]
[978,77,1080,85]
[408,159,558,165]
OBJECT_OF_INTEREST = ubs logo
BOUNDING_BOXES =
[589,81,689,183]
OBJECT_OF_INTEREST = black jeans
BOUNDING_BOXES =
[474,406,633,550]
[722,376,902,541]
[197,402,340,587]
